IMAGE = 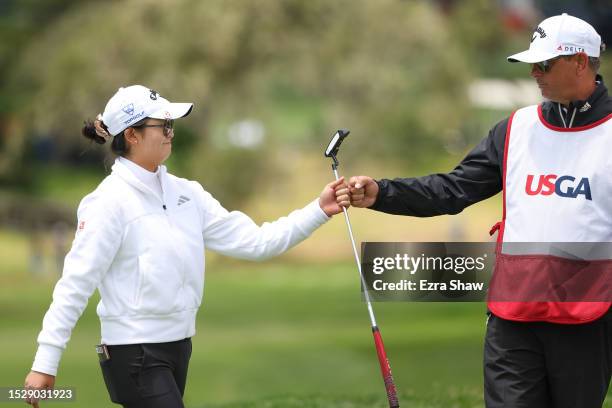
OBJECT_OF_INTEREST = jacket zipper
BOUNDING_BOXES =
[162,203,187,298]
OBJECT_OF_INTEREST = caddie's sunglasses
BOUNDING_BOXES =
[133,119,174,137]
[532,56,562,73]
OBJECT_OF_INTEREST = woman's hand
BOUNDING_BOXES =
[319,177,350,217]
[24,371,55,407]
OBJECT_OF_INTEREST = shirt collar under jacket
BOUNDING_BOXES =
[112,157,167,203]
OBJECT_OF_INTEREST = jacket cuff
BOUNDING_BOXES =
[369,180,387,210]
[309,198,331,223]
[31,344,63,376]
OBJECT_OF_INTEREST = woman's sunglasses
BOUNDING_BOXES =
[133,119,174,137]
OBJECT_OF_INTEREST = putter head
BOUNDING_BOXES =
[324,129,350,159]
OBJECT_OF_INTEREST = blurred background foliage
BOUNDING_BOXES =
[0,2,507,201]
[2,0,466,203]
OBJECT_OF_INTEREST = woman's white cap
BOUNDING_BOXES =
[507,13,602,64]
[101,85,193,136]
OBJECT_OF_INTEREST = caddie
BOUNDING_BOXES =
[340,13,612,407]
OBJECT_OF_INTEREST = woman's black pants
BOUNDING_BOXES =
[99,338,192,408]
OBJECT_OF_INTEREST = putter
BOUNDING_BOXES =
[325,129,400,408]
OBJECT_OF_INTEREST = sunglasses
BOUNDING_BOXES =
[532,56,563,73]
[133,119,174,137]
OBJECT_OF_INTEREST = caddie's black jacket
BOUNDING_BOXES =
[371,75,612,216]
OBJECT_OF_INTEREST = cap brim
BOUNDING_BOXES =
[150,102,193,120]
[507,49,558,63]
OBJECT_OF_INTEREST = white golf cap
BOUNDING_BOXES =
[507,13,602,64]
[101,85,193,136]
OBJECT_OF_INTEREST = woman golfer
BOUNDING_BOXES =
[23,85,348,407]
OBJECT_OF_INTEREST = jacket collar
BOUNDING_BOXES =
[111,158,168,202]
[566,74,608,114]
[540,74,611,128]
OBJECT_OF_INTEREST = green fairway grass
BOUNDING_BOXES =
[203,390,483,408]
[1,230,610,407]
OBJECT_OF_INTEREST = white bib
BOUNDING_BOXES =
[503,105,612,243]
[488,105,612,323]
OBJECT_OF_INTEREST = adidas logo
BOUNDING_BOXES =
[579,102,591,113]
[177,195,191,206]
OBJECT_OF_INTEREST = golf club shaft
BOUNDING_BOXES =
[332,167,377,326]
[332,166,400,408]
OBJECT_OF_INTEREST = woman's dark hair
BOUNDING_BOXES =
[81,118,147,156]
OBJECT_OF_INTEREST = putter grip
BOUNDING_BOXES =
[372,326,400,408]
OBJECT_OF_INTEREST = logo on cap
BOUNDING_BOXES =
[531,26,547,42]
[560,45,585,53]
[150,89,159,100]
[122,103,135,116]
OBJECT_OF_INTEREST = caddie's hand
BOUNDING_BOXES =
[24,371,55,407]
[349,176,379,208]
[319,177,350,217]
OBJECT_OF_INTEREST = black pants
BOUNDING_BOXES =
[484,310,611,408]
[99,338,192,408]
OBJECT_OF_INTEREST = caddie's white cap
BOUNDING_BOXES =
[507,13,602,63]
[101,85,193,136]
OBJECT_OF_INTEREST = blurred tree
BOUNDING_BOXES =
[2,0,477,204]
[0,0,103,188]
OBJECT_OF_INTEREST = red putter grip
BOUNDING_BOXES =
[372,326,400,408]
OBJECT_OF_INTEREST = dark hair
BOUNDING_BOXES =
[81,118,147,156]
[588,57,600,73]
[560,54,600,74]
[588,42,607,74]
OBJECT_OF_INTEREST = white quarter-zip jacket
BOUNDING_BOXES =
[32,158,330,375]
